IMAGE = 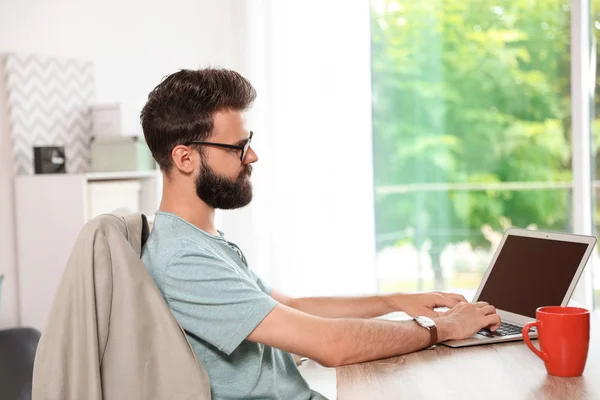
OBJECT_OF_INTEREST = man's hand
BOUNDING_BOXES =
[435,301,501,341]
[389,291,468,318]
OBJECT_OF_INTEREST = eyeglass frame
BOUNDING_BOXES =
[184,131,253,162]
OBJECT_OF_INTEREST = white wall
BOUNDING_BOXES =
[0,0,243,328]
[0,0,242,102]
[0,54,20,328]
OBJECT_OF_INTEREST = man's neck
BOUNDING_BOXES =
[159,177,219,236]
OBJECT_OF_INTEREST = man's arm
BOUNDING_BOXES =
[271,289,467,319]
[248,300,500,367]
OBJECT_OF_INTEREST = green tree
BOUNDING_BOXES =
[371,0,576,288]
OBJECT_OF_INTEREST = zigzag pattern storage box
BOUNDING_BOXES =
[1,53,95,175]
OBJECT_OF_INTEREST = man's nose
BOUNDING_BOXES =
[244,147,259,164]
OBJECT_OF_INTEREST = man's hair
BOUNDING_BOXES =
[140,68,256,171]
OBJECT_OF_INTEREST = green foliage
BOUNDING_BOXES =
[371,0,598,252]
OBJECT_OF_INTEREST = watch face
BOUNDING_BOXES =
[415,316,436,329]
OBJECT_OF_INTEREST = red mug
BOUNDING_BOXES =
[522,306,590,377]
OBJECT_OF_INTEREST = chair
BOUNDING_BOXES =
[0,327,41,400]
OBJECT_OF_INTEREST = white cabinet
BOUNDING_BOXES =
[14,171,160,331]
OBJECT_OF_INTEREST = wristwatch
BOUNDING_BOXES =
[413,316,438,349]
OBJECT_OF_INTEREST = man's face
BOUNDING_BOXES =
[193,110,258,209]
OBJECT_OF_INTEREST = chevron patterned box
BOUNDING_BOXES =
[1,53,95,175]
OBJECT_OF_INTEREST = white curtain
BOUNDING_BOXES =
[221,0,377,297]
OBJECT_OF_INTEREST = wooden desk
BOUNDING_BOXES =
[337,314,599,399]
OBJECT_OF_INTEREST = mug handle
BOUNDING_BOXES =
[522,322,549,362]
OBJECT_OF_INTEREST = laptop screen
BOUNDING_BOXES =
[477,235,589,318]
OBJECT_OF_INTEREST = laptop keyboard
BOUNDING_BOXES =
[478,321,523,337]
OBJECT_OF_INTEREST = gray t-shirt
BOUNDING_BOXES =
[142,211,327,400]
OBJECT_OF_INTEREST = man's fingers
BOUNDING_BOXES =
[485,314,502,331]
[445,293,468,304]
[479,305,496,316]
[472,301,489,309]
[434,294,459,308]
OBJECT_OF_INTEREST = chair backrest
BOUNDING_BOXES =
[0,328,41,400]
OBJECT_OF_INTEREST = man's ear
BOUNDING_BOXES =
[171,145,196,174]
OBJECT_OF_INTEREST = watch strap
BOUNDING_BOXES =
[414,316,438,348]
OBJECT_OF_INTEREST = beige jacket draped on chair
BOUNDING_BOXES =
[32,213,211,400]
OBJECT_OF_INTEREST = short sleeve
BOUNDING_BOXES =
[165,248,278,356]
[246,267,273,295]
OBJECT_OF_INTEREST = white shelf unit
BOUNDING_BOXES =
[14,171,161,331]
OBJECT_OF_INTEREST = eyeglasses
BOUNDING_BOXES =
[185,131,253,162]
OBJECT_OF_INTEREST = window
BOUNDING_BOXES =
[592,0,600,309]
[371,1,579,300]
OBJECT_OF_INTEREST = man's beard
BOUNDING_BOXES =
[195,160,253,210]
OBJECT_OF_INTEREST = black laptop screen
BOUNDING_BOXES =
[477,235,589,318]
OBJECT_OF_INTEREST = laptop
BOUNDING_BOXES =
[442,227,597,348]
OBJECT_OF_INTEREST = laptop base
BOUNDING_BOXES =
[442,331,538,348]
